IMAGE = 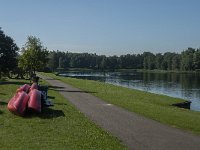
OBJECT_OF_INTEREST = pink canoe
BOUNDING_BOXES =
[30,83,38,91]
[16,84,31,93]
[7,91,29,116]
[28,89,41,112]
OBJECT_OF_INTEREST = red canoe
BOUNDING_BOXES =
[16,84,31,93]
[30,83,38,91]
[7,91,29,116]
[28,89,41,112]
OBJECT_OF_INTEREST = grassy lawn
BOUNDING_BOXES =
[41,72,200,135]
[0,78,126,150]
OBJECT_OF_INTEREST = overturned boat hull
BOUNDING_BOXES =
[7,91,29,116]
[28,89,41,112]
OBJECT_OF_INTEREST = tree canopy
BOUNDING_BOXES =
[18,36,49,76]
[47,48,200,72]
[0,27,19,78]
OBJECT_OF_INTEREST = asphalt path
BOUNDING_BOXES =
[38,74,200,150]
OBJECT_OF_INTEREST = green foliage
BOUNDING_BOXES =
[18,36,49,74]
[181,48,195,71]
[143,52,155,70]
[193,49,200,70]
[0,79,126,150]
[0,27,19,78]
[99,56,106,70]
[43,73,200,135]
[155,53,163,69]
[46,47,200,72]
[171,54,180,70]
[47,51,144,71]
[119,54,140,69]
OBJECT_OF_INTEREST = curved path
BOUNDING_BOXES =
[38,74,200,150]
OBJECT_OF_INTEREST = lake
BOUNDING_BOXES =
[59,71,200,111]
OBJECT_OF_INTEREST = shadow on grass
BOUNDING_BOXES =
[0,101,8,105]
[172,101,191,110]
[47,96,55,99]
[40,108,65,119]
[0,81,28,86]
[54,102,68,106]
[0,93,7,95]
[51,89,97,94]
[46,78,60,81]
[25,107,65,119]
[0,110,3,115]
[48,85,65,89]
[48,85,97,93]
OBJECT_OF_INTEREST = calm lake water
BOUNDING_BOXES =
[59,71,200,111]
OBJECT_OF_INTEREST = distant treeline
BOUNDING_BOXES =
[47,47,200,71]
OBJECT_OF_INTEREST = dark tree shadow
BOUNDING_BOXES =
[24,107,65,119]
[0,93,6,95]
[0,101,8,105]
[52,89,97,94]
[48,85,65,89]
[172,101,191,110]
[39,107,65,119]
[46,78,60,81]
[0,81,28,85]
[54,102,68,106]
[0,110,3,115]
[47,96,55,99]
[48,84,97,93]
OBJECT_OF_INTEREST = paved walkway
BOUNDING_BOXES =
[38,74,200,150]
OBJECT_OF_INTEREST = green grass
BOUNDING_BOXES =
[41,72,200,135]
[0,78,126,150]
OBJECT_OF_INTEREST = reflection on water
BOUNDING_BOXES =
[59,71,200,111]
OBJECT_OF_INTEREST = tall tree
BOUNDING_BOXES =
[99,56,107,70]
[180,48,195,71]
[0,27,19,78]
[171,54,180,70]
[143,52,155,70]
[162,52,175,70]
[18,36,49,76]
[193,49,200,70]
[155,53,163,69]
[48,51,58,72]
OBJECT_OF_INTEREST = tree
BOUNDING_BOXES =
[99,56,107,70]
[171,54,180,70]
[162,52,175,70]
[135,54,144,69]
[143,52,155,70]
[107,56,119,70]
[18,36,49,76]
[193,49,200,70]
[155,53,163,69]
[48,51,58,72]
[119,54,138,69]
[0,27,19,78]
[180,48,195,71]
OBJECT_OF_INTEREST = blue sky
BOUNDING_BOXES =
[1,0,200,55]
